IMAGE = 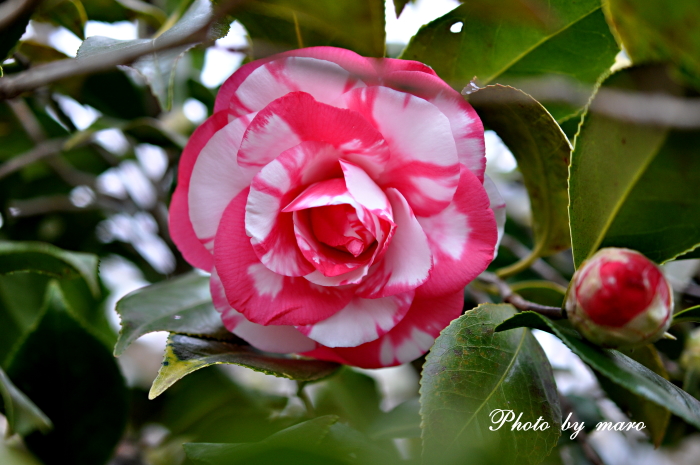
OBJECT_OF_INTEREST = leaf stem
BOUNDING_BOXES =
[478,272,566,319]
[297,381,315,417]
[495,241,544,279]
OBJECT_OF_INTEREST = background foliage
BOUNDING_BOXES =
[2,0,700,464]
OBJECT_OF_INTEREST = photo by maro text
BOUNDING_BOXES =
[489,409,647,440]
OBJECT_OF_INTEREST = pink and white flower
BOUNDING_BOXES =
[169,47,503,368]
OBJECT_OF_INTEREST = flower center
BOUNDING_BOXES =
[309,204,375,257]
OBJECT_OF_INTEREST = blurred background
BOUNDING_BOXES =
[2,0,700,464]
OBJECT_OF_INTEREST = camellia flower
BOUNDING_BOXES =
[169,47,504,368]
[566,247,673,349]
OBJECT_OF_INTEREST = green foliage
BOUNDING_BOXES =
[366,398,420,440]
[569,67,700,267]
[237,0,386,58]
[510,281,566,308]
[115,271,234,356]
[35,0,88,40]
[673,305,700,325]
[496,312,700,430]
[78,0,226,110]
[5,282,128,465]
[469,86,571,269]
[420,304,561,465]
[401,0,618,119]
[150,334,340,399]
[0,367,52,437]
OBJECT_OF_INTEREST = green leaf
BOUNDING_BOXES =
[184,416,340,465]
[0,274,50,368]
[401,1,618,119]
[237,0,385,59]
[496,311,700,429]
[77,0,225,110]
[0,438,43,465]
[314,367,382,432]
[420,303,561,465]
[6,282,128,465]
[0,241,99,297]
[510,280,567,308]
[36,0,88,40]
[672,305,700,325]
[150,334,340,399]
[392,0,411,18]
[367,398,420,440]
[0,367,52,437]
[595,345,670,447]
[115,271,234,356]
[604,0,700,85]
[569,67,700,267]
[468,85,571,269]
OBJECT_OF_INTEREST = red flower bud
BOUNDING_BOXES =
[566,248,673,348]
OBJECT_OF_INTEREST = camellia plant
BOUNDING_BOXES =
[1,0,700,464]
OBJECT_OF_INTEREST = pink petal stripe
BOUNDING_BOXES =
[237,91,389,173]
[215,188,353,326]
[416,167,497,298]
[169,110,230,271]
[215,47,377,114]
[296,291,415,348]
[302,291,464,368]
[385,70,486,181]
[370,56,438,77]
[356,188,432,299]
[188,113,258,248]
[343,86,460,216]
[484,175,506,256]
[210,267,317,353]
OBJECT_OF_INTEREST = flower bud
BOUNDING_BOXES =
[566,248,673,348]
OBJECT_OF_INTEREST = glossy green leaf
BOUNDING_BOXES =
[420,303,561,465]
[604,0,700,84]
[401,1,618,119]
[367,398,420,440]
[36,0,88,40]
[672,305,700,325]
[0,439,43,465]
[595,345,670,447]
[77,0,226,110]
[0,274,50,368]
[185,416,393,465]
[0,367,52,437]
[569,67,700,267]
[237,0,385,59]
[115,271,234,356]
[150,334,340,399]
[469,86,571,265]
[184,416,340,465]
[0,241,99,296]
[116,0,168,29]
[314,367,382,432]
[511,280,567,308]
[496,311,700,429]
[6,282,128,465]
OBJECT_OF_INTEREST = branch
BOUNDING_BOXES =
[478,272,566,319]
[0,138,66,180]
[0,0,249,100]
[0,0,41,33]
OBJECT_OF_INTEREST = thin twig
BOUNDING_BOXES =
[0,0,41,32]
[499,234,569,286]
[478,272,566,319]
[296,381,315,417]
[0,139,67,180]
[0,0,249,100]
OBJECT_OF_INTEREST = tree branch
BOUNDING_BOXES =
[0,0,41,33]
[478,272,566,319]
[0,0,249,100]
[0,138,67,180]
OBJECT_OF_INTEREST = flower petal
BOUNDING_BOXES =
[215,188,353,326]
[484,175,506,256]
[383,70,485,180]
[215,47,377,114]
[188,113,258,250]
[303,291,464,368]
[296,291,414,348]
[416,167,497,298]
[169,110,230,271]
[211,267,316,353]
[343,86,460,216]
[356,188,432,298]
